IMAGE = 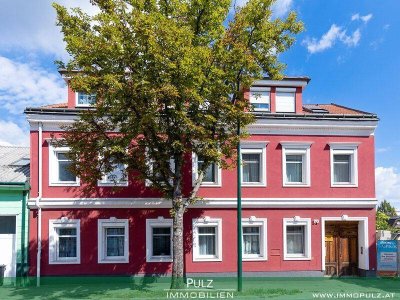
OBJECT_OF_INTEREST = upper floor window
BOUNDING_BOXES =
[49,218,80,264]
[276,88,296,113]
[76,92,96,107]
[241,142,267,187]
[329,143,359,187]
[250,87,270,111]
[49,145,79,186]
[146,218,173,262]
[192,154,221,187]
[281,142,311,187]
[98,218,129,263]
[98,158,128,186]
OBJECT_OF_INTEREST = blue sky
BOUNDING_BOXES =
[0,0,399,208]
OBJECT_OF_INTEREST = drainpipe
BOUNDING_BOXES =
[20,188,27,285]
[36,122,43,287]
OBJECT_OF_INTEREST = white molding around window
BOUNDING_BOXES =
[49,218,80,265]
[242,217,267,261]
[49,145,80,186]
[329,143,359,187]
[75,91,96,107]
[192,153,222,187]
[97,159,129,187]
[283,217,311,260]
[281,142,312,187]
[146,218,173,262]
[250,87,271,112]
[192,217,222,262]
[240,142,268,187]
[98,218,129,264]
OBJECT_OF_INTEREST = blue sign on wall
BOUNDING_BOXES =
[377,240,398,271]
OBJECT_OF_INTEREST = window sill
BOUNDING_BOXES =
[193,257,222,262]
[283,183,310,188]
[243,257,267,261]
[199,183,222,187]
[331,183,358,188]
[146,256,173,263]
[283,256,311,261]
[49,260,80,265]
[97,182,129,187]
[241,183,267,187]
[49,182,80,187]
[98,258,129,264]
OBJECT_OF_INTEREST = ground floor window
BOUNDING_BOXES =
[146,218,173,262]
[192,218,222,261]
[283,218,311,260]
[242,218,267,260]
[98,218,129,263]
[49,218,80,264]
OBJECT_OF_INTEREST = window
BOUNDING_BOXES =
[49,219,80,264]
[329,143,358,186]
[145,150,175,187]
[98,159,128,186]
[250,87,270,111]
[192,153,221,187]
[76,92,96,107]
[283,218,311,260]
[193,218,222,261]
[49,145,79,186]
[276,88,296,113]
[98,219,129,263]
[241,142,267,187]
[146,218,173,262]
[242,218,267,261]
[281,142,311,186]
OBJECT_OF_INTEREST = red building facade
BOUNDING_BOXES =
[25,75,379,278]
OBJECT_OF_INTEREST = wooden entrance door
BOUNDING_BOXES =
[325,222,358,276]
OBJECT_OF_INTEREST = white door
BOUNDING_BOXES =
[0,216,17,278]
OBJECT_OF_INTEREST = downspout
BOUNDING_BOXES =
[36,122,43,287]
[20,188,27,285]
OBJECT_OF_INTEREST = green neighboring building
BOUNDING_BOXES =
[0,146,29,282]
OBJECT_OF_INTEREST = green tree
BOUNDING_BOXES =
[377,199,397,217]
[376,211,390,231]
[53,0,303,287]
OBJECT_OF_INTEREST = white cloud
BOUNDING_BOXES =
[351,13,373,24]
[303,24,362,54]
[0,121,28,146]
[0,56,66,114]
[0,0,98,58]
[376,167,400,209]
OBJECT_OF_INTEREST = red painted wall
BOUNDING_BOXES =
[28,208,376,276]
[29,131,375,200]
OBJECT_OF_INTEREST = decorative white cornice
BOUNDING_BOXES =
[28,197,377,209]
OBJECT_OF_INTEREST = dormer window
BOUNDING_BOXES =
[76,92,96,107]
[250,87,270,112]
[276,88,296,113]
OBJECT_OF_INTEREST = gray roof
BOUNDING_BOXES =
[0,146,30,183]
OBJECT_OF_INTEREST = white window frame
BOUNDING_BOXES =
[241,142,267,187]
[75,91,96,107]
[144,148,175,187]
[98,218,129,264]
[49,218,80,264]
[281,142,312,187]
[192,153,222,187]
[192,218,222,262]
[329,143,359,187]
[249,87,271,112]
[242,217,267,261]
[97,158,128,187]
[49,145,80,186]
[146,218,173,262]
[275,88,296,113]
[283,217,311,260]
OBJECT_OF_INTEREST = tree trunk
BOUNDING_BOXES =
[171,200,185,289]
